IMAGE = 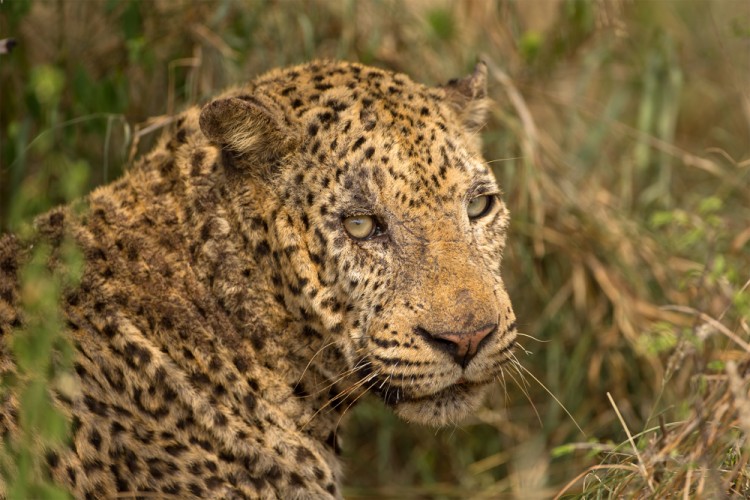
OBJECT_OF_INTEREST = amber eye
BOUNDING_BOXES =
[343,215,376,239]
[467,195,494,219]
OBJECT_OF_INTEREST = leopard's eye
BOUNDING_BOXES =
[467,195,494,220]
[343,215,376,239]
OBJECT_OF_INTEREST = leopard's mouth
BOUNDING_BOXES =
[390,380,492,426]
[356,364,493,407]
[385,378,490,405]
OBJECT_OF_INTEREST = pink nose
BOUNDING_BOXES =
[417,325,496,368]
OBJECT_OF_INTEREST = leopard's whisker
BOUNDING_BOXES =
[295,337,339,387]
[512,358,585,436]
[300,372,378,429]
[483,155,523,165]
[504,361,542,427]
[515,332,549,344]
[304,358,373,398]
[508,352,532,390]
[333,375,379,433]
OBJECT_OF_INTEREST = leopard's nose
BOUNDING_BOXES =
[416,324,496,368]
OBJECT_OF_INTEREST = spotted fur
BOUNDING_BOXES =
[0,61,517,498]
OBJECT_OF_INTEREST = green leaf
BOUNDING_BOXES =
[698,196,723,215]
[427,9,455,41]
[30,66,66,107]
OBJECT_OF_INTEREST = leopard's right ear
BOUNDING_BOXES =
[441,61,489,134]
[199,95,297,165]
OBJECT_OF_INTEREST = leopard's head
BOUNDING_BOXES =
[200,61,516,426]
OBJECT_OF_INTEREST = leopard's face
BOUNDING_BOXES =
[313,138,517,426]
[201,61,517,426]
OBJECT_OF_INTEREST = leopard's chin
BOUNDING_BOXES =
[391,382,491,427]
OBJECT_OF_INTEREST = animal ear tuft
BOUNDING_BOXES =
[199,95,296,164]
[442,61,489,133]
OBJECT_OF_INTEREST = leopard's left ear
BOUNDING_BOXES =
[442,61,489,133]
[199,94,297,167]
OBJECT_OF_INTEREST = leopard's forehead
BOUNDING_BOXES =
[247,60,445,118]
[239,61,493,214]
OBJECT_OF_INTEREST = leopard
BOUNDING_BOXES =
[0,60,517,498]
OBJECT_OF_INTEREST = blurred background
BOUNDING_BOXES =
[1,0,749,497]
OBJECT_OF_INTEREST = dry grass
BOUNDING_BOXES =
[1,0,749,497]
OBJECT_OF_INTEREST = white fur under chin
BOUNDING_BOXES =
[393,384,490,427]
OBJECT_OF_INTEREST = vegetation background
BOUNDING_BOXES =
[1,0,749,497]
